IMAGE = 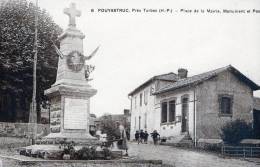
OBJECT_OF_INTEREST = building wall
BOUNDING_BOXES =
[130,83,156,140]
[195,71,253,140]
[155,89,195,139]
[130,80,177,140]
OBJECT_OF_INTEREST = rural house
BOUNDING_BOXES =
[129,65,260,144]
[128,72,179,139]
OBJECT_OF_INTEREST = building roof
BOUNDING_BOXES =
[90,113,96,118]
[154,65,260,95]
[254,97,260,111]
[128,72,178,96]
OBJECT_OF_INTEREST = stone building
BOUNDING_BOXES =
[128,65,260,143]
[128,72,179,139]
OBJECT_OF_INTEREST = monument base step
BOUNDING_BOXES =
[36,133,101,145]
[0,154,163,167]
[18,144,122,160]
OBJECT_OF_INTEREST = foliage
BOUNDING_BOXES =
[46,138,114,160]
[102,147,112,159]
[99,114,120,141]
[220,119,253,145]
[0,0,62,121]
[63,143,75,154]
[77,146,97,160]
[75,146,113,160]
[58,139,76,159]
[197,142,222,152]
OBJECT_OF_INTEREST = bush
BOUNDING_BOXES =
[77,146,97,160]
[99,115,120,141]
[58,139,76,159]
[57,138,114,160]
[220,119,253,145]
[102,147,112,159]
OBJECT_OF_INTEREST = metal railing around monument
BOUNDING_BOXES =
[221,145,260,158]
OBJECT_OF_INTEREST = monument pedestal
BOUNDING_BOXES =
[42,83,100,145]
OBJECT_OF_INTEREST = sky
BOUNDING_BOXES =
[35,0,260,117]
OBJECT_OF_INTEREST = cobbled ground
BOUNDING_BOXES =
[128,142,259,167]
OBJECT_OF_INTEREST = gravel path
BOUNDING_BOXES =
[128,142,259,167]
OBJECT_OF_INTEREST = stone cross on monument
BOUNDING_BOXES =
[64,3,81,27]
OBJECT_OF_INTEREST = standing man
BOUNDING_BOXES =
[135,130,140,144]
[140,129,145,143]
[144,131,149,144]
[151,130,160,145]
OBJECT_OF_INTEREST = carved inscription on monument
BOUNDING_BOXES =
[50,97,61,133]
[64,98,88,130]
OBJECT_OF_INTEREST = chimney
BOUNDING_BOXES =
[178,68,188,79]
[124,109,130,116]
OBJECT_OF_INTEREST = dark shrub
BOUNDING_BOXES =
[103,147,112,159]
[77,146,97,160]
[220,119,253,145]
[58,139,76,159]
[203,143,221,152]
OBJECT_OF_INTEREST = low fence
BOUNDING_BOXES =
[222,145,260,158]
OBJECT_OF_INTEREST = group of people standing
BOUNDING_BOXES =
[135,129,160,145]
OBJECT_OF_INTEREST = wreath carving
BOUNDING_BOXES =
[66,50,85,72]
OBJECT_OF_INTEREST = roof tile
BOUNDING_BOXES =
[155,65,259,94]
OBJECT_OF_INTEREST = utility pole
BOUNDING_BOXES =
[30,0,38,145]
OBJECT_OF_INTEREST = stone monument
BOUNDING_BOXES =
[18,4,102,158]
[42,3,98,145]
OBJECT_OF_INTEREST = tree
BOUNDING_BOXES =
[220,119,253,145]
[0,0,62,122]
[99,115,120,141]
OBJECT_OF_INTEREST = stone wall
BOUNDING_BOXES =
[0,137,31,149]
[0,122,50,137]
[195,71,253,140]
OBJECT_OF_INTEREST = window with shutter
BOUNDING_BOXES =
[161,102,167,123]
[169,100,176,122]
[140,93,142,106]
[219,95,233,116]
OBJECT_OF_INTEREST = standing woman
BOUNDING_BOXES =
[116,122,129,156]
